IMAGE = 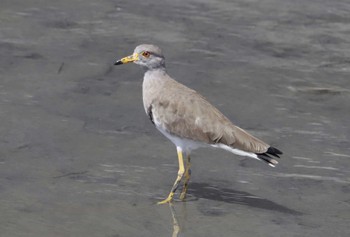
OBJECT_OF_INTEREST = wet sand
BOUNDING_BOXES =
[1,0,349,236]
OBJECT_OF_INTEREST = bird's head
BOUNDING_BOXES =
[114,44,165,70]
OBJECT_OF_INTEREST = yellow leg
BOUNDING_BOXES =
[180,154,191,200]
[158,147,185,204]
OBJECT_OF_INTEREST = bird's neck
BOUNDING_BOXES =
[143,65,166,72]
[144,67,167,79]
[142,67,168,115]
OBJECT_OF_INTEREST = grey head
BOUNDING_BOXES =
[114,44,165,70]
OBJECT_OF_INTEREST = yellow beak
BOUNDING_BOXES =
[114,53,139,65]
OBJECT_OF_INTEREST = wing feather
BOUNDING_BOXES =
[151,80,269,154]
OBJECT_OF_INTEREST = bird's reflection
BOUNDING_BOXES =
[165,182,301,236]
[168,204,181,237]
[188,182,301,215]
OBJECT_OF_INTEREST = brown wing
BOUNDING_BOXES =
[151,80,269,154]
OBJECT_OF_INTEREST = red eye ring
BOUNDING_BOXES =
[142,51,151,58]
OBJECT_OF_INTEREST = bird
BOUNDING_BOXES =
[114,44,283,204]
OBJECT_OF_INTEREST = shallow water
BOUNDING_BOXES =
[1,0,349,236]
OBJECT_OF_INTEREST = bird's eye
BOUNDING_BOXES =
[142,51,151,58]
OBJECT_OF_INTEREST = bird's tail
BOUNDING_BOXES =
[256,147,283,167]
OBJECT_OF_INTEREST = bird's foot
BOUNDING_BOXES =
[157,192,174,204]
[179,189,187,201]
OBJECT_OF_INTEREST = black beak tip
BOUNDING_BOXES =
[114,60,123,65]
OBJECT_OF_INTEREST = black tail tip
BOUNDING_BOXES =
[267,147,283,156]
[255,147,282,167]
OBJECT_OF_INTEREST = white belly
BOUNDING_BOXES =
[153,116,206,153]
